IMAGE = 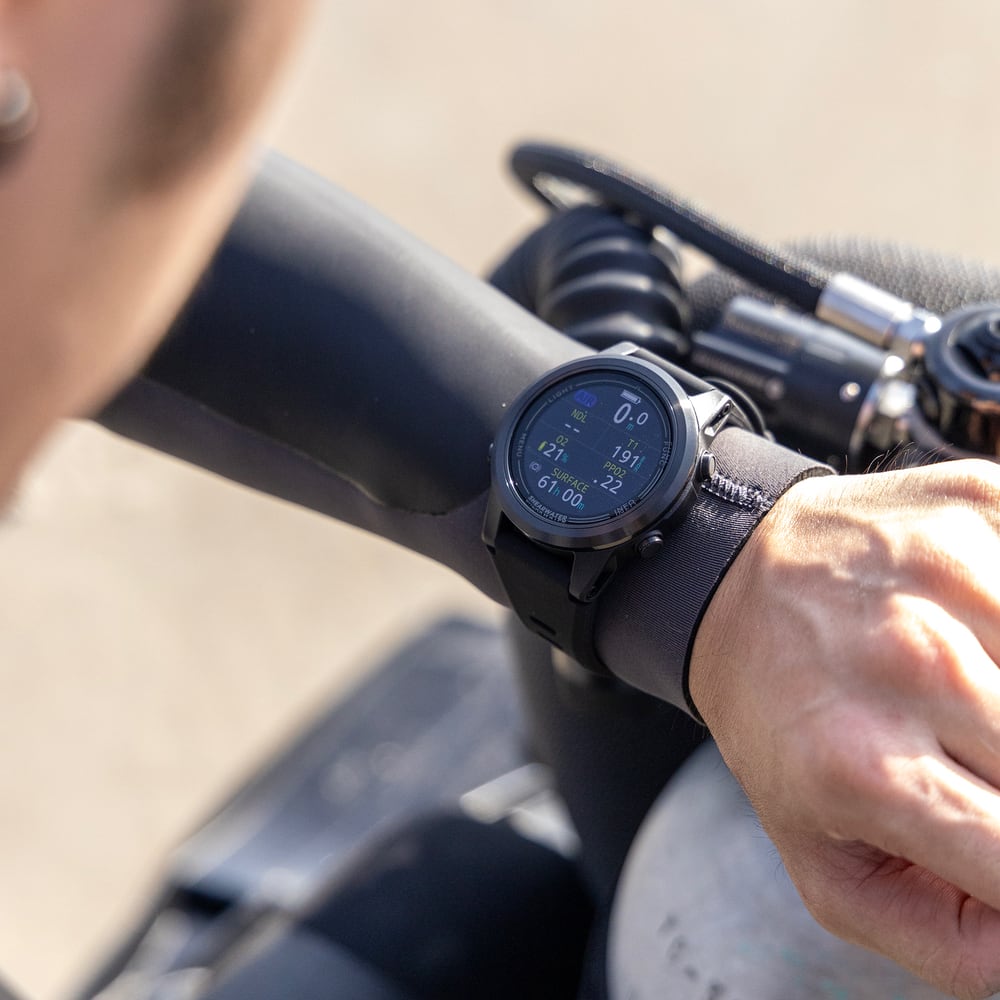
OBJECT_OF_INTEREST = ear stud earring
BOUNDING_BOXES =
[0,67,37,156]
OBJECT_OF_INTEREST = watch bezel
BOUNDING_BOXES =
[491,354,701,551]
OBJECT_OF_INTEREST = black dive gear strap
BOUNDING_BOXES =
[485,345,833,720]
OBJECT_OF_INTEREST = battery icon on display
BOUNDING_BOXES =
[620,390,641,405]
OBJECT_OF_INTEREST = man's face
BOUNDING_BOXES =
[0,0,309,499]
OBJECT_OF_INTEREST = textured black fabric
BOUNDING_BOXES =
[596,427,832,719]
[689,236,1000,332]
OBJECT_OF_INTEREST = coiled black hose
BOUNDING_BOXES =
[490,205,690,361]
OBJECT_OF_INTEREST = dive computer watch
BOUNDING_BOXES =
[484,343,832,714]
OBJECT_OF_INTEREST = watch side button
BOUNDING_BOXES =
[636,531,664,559]
[697,451,717,481]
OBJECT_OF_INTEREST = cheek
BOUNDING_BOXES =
[60,157,254,418]
[63,5,312,414]
[0,0,312,431]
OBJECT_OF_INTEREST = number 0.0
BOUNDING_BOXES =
[614,403,650,426]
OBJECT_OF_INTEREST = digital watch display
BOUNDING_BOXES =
[509,371,671,526]
[489,349,713,553]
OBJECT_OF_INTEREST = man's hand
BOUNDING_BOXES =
[690,460,1000,1000]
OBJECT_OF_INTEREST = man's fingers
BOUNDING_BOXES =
[787,703,1000,931]
[797,837,1000,999]
[839,753,1000,923]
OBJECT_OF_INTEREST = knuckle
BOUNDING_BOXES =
[872,594,973,701]
[945,968,1000,1000]
[919,943,997,1000]
[939,907,1000,1000]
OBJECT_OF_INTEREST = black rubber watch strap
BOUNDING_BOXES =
[595,426,832,720]
[620,344,717,397]
[490,520,609,675]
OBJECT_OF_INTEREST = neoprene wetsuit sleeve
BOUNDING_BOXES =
[97,152,816,713]
[100,153,587,603]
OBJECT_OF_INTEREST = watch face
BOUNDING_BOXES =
[508,370,672,526]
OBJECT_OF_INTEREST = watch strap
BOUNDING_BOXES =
[616,343,717,397]
[490,518,610,676]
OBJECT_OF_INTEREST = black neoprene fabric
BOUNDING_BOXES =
[595,427,831,716]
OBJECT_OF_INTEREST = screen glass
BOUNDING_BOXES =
[509,371,672,526]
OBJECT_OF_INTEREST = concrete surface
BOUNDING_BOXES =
[1,2,999,996]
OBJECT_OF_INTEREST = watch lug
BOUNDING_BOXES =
[689,387,733,438]
[569,549,618,602]
[601,342,639,358]
[482,492,504,548]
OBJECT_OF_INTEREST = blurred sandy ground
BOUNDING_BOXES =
[1,2,999,996]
